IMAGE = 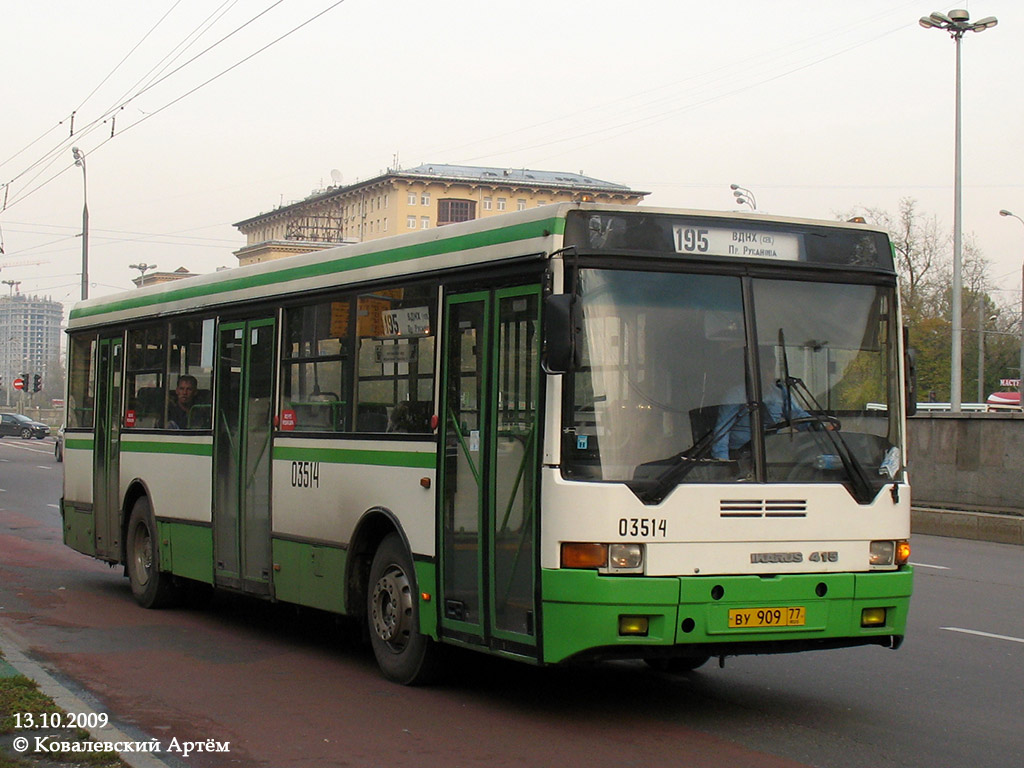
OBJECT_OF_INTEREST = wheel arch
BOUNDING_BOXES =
[346,507,412,620]
[120,479,155,566]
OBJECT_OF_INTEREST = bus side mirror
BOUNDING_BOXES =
[904,327,917,417]
[543,294,581,374]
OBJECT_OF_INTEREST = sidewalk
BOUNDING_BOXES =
[0,628,173,768]
[911,506,1024,546]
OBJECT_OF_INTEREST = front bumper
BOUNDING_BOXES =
[540,567,913,664]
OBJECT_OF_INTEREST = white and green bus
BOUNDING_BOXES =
[62,203,913,683]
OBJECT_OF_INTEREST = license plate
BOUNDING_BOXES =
[728,606,806,628]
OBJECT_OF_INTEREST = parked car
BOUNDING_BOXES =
[55,423,65,461]
[0,413,51,439]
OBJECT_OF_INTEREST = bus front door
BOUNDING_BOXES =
[213,318,276,596]
[93,335,123,560]
[439,286,541,657]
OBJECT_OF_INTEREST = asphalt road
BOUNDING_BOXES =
[1,437,1021,768]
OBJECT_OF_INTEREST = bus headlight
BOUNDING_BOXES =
[869,539,909,568]
[610,543,643,570]
[561,543,644,573]
[869,540,895,567]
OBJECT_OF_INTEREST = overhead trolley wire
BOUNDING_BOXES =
[2,0,284,203]
[2,0,348,216]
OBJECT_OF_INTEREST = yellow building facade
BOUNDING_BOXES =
[233,164,647,265]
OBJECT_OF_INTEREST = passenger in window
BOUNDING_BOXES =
[387,401,428,434]
[168,375,201,429]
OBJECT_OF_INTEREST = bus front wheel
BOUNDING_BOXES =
[126,497,178,609]
[367,533,440,685]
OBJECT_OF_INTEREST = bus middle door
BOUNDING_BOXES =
[93,334,123,560]
[213,318,276,596]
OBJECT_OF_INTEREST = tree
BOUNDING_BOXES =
[835,198,1017,402]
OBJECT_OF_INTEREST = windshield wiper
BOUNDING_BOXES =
[634,402,756,504]
[785,373,876,503]
[775,328,875,503]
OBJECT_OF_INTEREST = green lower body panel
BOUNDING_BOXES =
[415,560,438,638]
[62,501,95,556]
[156,521,214,584]
[271,538,347,613]
[541,567,913,664]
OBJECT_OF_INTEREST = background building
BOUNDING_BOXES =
[0,293,63,407]
[131,266,199,288]
[233,164,647,265]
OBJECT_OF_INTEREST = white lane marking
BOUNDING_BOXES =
[35,466,53,470]
[910,562,950,570]
[941,627,1024,645]
[0,442,52,455]
[47,504,60,509]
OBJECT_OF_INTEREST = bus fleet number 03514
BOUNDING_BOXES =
[618,518,668,537]
[291,461,320,489]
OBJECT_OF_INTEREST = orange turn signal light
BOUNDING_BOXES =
[561,543,608,569]
[896,540,911,566]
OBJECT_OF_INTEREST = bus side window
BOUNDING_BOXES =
[282,300,352,433]
[354,284,436,435]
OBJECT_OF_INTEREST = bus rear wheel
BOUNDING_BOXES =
[126,497,178,609]
[367,533,440,685]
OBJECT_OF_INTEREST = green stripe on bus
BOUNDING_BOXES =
[71,217,564,321]
[65,438,95,451]
[273,445,436,469]
[120,441,213,457]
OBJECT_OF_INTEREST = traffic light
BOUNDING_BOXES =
[32,374,42,392]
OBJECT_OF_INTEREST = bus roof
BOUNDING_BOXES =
[68,203,889,330]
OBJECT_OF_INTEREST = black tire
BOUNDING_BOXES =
[20,427,32,439]
[55,442,63,462]
[367,533,441,685]
[125,497,178,608]
[645,655,711,673]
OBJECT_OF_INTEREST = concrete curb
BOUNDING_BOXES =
[912,507,1024,546]
[0,627,173,768]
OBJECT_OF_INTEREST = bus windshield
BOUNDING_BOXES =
[563,268,902,502]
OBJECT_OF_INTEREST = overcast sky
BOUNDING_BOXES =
[1,0,1021,315]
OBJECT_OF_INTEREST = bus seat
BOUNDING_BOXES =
[356,404,389,432]
[688,405,720,445]
[134,387,165,428]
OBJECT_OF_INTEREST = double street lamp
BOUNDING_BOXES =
[729,183,757,211]
[919,9,998,412]
[129,262,158,287]
[998,209,1024,410]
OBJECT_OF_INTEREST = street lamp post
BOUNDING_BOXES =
[919,9,997,412]
[976,305,997,402]
[71,147,89,301]
[129,262,157,287]
[998,209,1024,410]
[729,183,757,211]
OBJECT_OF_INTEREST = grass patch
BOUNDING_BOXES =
[0,676,60,735]
[0,651,126,767]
